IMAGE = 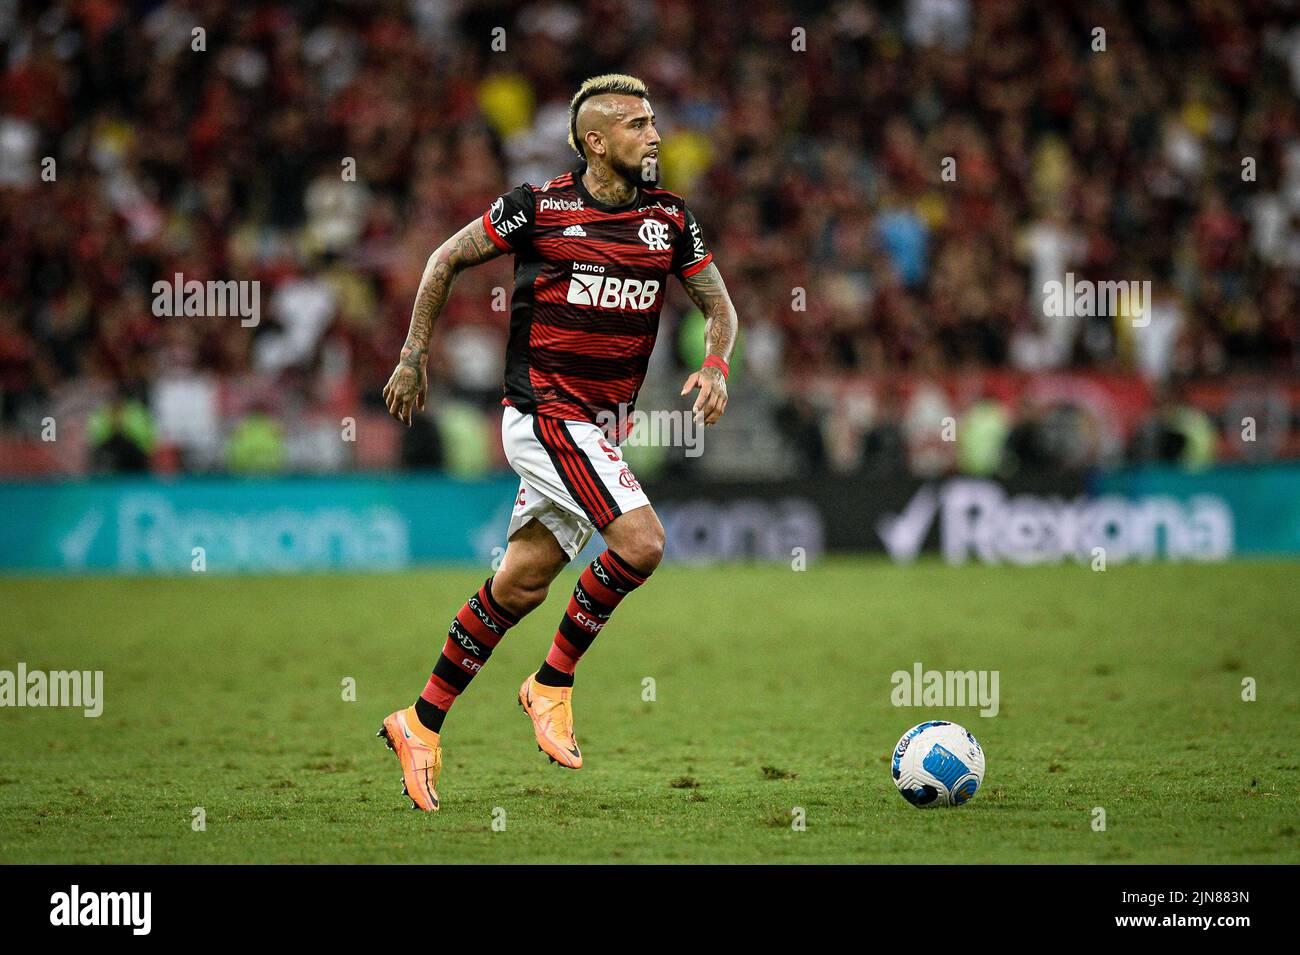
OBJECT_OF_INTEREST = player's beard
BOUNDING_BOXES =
[612,151,659,188]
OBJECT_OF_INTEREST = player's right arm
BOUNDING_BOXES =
[382,217,505,425]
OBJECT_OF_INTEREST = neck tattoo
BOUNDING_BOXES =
[583,162,637,208]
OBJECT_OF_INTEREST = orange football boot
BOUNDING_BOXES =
[377,706,442,811]
[518,673,583,769]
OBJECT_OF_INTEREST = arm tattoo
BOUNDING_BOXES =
[681,263,738,366]
[400,217,503,371]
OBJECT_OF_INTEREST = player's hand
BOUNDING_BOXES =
[680,366,728,426]
[382,361,427,426]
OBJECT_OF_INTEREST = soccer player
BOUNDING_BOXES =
[377,75,738,811]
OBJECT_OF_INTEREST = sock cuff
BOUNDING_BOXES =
[481,576,520,627]
[536,659,576,686]
[602,548,650,586]
[412,696,447,734]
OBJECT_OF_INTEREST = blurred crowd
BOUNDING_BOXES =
[1,0,1298,479]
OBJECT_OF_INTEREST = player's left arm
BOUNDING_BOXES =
[678,262,737,426]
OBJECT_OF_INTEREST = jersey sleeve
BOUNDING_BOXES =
[670,205,714,279]
[481,184,536,253]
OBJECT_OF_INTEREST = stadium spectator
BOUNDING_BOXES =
[1,1,1297,478]
[227,409,286,474]
[87,392,154,474]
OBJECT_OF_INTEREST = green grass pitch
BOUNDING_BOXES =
[1,558,1297,864]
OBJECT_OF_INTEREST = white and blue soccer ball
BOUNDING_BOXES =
[891,721,985,808]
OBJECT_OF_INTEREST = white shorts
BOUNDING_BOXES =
[502,405,650,560]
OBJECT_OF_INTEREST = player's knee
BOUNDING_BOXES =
[493,576,550,618]
[620,527,664,575]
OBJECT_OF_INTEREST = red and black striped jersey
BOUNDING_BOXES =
[480,162,713,427]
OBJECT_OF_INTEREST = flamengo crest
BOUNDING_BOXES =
[638,218,672,251]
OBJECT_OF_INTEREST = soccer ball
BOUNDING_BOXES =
[891,720,985,808]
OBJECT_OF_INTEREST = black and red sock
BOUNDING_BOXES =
[536,549,649,687]
[415,577,519,732]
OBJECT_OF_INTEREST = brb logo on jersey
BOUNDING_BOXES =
[567,262,660,311]
[638,218,672,251]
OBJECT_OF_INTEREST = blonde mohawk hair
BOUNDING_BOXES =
[567,74,650,159]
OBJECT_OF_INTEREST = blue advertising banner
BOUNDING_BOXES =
[0,476,521,575]
[1092,463,1300,558]
[1,464,1296,575]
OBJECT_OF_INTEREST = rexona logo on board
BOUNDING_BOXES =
[876,479,1233,565]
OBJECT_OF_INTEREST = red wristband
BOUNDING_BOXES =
[702,355,729,379]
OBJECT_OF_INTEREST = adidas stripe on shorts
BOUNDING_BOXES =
[502,405,649,560]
